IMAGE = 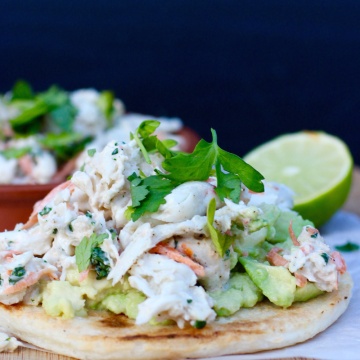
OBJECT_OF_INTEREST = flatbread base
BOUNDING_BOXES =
[0,272,352,360]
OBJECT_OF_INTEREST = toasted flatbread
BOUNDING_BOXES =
[0,272,352,360]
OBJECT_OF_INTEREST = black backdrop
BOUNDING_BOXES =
[1,1,360,163]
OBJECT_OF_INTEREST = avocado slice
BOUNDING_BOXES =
[294,282,324,302]
[239,257,296,307]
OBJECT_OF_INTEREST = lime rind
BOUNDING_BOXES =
[244,131,353,227]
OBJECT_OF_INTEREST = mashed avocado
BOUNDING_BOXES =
[209,273,263,316]
[41,268,145,319]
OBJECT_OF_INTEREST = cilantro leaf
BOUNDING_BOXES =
[133,120,176,163]
[40,132,92,162]
[215,160,242,203]
[128,174,176,221]
[11,80,34,100]
[50,101,77,132]
[9,85,73,135]
[162,129,264,200]
[97,90,115,127]
[75,233,108,273]
[128,173,149,207]
[137,120,160,138]
[0,146,31,160]
[206,198,234,257]
[132,120,161,163]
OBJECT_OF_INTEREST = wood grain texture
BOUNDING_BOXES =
[3,167,360,360]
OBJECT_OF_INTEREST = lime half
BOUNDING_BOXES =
[244,131,353,227]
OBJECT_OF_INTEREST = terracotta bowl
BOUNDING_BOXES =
[0,127,200,232]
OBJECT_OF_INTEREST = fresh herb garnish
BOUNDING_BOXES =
[9,266,26,284]
[127,121,264,221]
[87,148,96,157]
[75,233,108,273]
[206,198,234,257]
[321,253,329,264]
[194,320,207,329]
[39,206,52,216]
[97,90,115,127]
[11,80,34,100]
[112,148,119,155]
[109,228,117,240]
[0,146,31,160]
[40,132,92,162]
[127,173,175,221]
[131,120,176,164]
[162,128,264,199]
[91,247,111,279]
[335,241,359,252]
[10,85,76,134]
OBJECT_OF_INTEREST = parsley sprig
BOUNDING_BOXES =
[162,129,264,200]
[127,173,176,221]
[127,121,264,224]
[131,120,176,163]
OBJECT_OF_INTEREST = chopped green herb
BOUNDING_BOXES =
[91,247,111,279]
[9,266,26,284]
[68,224,73,232]
[0,146,31,160]
[194,320,207,329]
[109,228,117,240]
[335,241,359,252]
[52,228,58,235]
[85,211,93,218]
[321,253,329,264]
[187,299,193,304]
[112,148,119,155]
[39,206,52,216]
[87,148,96,157]
[75,233,108,273]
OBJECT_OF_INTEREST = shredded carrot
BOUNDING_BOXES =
[288,220,300,246]
[266,247,289,267]
[150,243,205,277]
[22,180,75,230]
[295,272,307,287]
[180,243,194,258]
[4,268,58,295]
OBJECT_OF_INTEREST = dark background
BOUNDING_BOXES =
[1,1,360,163]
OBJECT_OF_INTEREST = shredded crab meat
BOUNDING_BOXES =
[266,222,347,292]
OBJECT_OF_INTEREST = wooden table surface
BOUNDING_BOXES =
[2,167,360,360]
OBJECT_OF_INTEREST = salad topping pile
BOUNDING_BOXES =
[0,81,184,184]
[0,121,346,329]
